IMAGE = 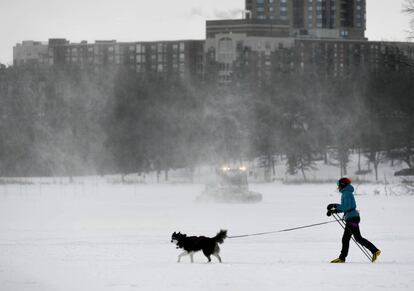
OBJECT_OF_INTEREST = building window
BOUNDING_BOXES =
[218,37,234,64]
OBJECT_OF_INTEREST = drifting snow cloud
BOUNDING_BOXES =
[185,5,242,20]
[213,8,243,19]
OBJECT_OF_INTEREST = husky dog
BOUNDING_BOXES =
[170,230,227,263]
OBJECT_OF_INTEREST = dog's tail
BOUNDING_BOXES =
[214,229,227,244]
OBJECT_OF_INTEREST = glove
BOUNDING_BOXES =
[326,203,338,211]
[326,208,338,217]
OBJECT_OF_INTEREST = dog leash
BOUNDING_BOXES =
[228,220,337,239]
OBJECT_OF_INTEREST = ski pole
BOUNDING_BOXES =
[332,213,372,261]
[332,213,373,262]
[332,213,372,262]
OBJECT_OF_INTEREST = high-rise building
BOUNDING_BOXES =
[245,0,366,39]
[245,0,292,22]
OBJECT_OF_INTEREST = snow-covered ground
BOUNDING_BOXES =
[0,182,413,291]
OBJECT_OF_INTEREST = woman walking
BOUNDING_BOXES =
[327,177,381,263]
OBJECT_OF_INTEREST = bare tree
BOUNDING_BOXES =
[404,0,414,39]
[404,0,414,13]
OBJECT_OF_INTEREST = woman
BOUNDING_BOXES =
[327,177,381,263]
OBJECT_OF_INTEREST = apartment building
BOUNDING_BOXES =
[13,0,413,87]
[13,41,49,65]
[245,0,366,39]
[14,39,204,81]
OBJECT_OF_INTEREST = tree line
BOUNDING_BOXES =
[0,61,413,180]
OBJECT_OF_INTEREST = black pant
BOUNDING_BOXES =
[340,217,378,260]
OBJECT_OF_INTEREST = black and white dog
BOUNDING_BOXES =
[170,230,227,263]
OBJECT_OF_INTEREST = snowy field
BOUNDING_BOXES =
[0,182,413,291]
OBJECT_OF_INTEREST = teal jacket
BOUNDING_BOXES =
[336,185,360,220]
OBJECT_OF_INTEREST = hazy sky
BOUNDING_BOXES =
[0,0,411,65]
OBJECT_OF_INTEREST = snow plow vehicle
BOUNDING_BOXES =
[196,166,262,203]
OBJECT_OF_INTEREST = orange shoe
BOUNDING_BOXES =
[330,258,345,263]
[372,250,381,262]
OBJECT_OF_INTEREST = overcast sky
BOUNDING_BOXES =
[0,0,411,65]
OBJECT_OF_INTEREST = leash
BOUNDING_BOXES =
[228,220,337,239]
